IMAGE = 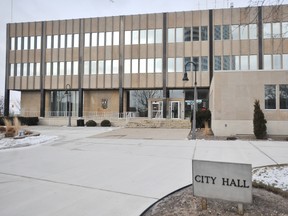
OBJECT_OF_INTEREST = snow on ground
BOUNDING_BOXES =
[253,165,288,191]
[0,135,58,150]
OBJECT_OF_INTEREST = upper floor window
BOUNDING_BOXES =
[106,32,112,46]
[147,29,155,44]
[249,24,257,39]
[231,25,239,40]
[176,28,183,42]
[222,25,230,40]
[10,37,15,50]
[201,26,208,41]
[214,25,221,40]
[60,35,65,48]
[263,23,271,38]
[85,33,90,47]
[192,27,200,41]
[73,34,79,48]
[168,28,175,43]
[184,27,191,41]
[17,37,22,50]
[47,35,52,49]
[67,34,72,48]
[240,25,248,40]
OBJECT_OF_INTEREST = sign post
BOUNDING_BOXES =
[192,160,252,214]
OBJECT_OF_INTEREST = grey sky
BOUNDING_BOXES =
[0,0,286,97]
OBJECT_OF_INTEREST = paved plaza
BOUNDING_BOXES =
[0,126,287,216]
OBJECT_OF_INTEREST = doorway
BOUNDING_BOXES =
[170,101,180,119]
[152,101,163,118]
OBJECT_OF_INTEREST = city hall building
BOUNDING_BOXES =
[4,5,288,136]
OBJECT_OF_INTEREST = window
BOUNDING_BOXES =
[92,33,97,46]
[176,58,183,72]
[59,62,65,75]
[283,54,288,69]
[223,56,230,70]
[132,30,139,45]
[66,61,71,75]
[98,61,104,74]
[273,54,281,69]
[112,60,119,74]
[155,58,162,73]
[280,85,288,109]
[140,59,146,73]
[124,59,130,74]
[263,23,271,38]
[46,62,51,76]
[201,26,208,41]
[10,37,15,50]
[23,63,27,76]
[29,63,34,76]
[53,35,58,48]
[222,25,230,40]
[60,35,65,48]
[192,57,199,71]
[168,58,175,72]
[241,56,248,70]
[232,55,240,70]
[140,30,147,44]
[46,36,52,49]
[168,28,175,43]
[84,61,90,75]
[36,36,41,49]
[184,57,191,71]
[176,28,183,42]
[231,25,239,40]
[155,29,162,43]
[67,34,72,48]
[36,63,40,76]
[73,34,79,47]
[105,60,111,74]
[214,56,221,70]
[201,56,208,71]
[132,59,138,73]
[53,62,58,76]
[99,33,105,46]
[125,31,131,45]
[272,22,281,38]
[282,22,288,38]
[214,25,221,40]
[17,63,21,76]
[106,32,112,46]
[192,27,199,41]
[10,64,14,76]
[249,24,257,39]
[265,85,276,109]
[17,37,22,50]
[23,37,28,50]
[147,59,154,73]
[91,61,97,74]
[85,33,90,47]
[264,55,272,70]
[30,36,35,49]
[73,61,78,75]
[240,25,248,40]
[184,27,191,41]
[250,55,257,70]
[147,30,155,44]
[113,32,119,45]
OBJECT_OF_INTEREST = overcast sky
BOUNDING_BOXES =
[0,0,286,98]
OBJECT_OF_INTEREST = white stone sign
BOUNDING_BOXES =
[192,160,252,203]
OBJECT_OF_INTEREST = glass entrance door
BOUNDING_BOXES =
[152,101,163,118]
[171,101,180,119]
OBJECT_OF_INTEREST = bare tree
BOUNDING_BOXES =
[132,90,162,116]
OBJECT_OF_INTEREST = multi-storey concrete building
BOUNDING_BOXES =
[4,5,288,136]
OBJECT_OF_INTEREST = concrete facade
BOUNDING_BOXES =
[4,5,288,136]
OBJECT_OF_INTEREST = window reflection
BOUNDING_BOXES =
[99,32,105,46]
[84,61,90,75]
[280,85,288,109]
[265,85,276,109]
[214,56,221,70]
[132,59,138,73]
[263,23,271,38]
[124,59,130,73]
[125,31,131,45]
[282,22,288,38]
[73,34,79,48]
[60,35,65,48]
[85,33,90,47]
[214,26,221,40]
[92,33,97,46]
[201,26,208,41]
[222,25,230,40]
[59,62,65,75]
[273,54,281,69]
[176,28,183,42]
[147,59,154,73]
[112,60,119,74]
[98,61,104,74]
[184,27,191,41]
[106,60,111,74]
[272,23,280,38]
[223,56,230,70]
[91,61,97,74]
[201,57,208,71]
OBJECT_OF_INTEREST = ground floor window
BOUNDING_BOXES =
[265,85,276,109]
[280,84,288,109]
[50,91,79,116]
[184,89,209,118]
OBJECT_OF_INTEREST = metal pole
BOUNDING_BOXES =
[68,92,71,127]
[183,61,197,140]
[65,84,71,127]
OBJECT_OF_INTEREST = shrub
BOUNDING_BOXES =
[101,119,111,127]
[86,120,97,127]
[253,100,267,139]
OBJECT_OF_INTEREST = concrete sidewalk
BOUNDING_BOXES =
[0,126,287,216]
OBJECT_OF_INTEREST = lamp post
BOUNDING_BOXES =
[183,61,197,140]
[64,84,72,127]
